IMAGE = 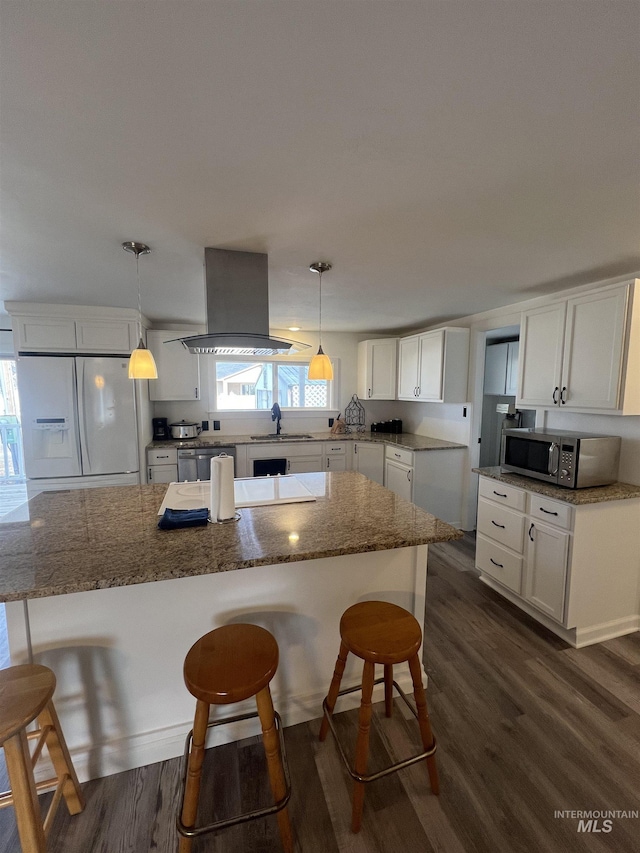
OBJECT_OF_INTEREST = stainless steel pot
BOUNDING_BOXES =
[170,420,202,440]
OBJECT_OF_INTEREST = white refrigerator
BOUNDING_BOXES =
[17,356,140,497]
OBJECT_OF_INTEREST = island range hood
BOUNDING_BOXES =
[177,248,309,355]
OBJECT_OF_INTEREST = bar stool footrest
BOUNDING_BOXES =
[321,677,437,783]
[177,709,291,839]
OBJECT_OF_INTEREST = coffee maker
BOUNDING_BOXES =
[152,417,169,441]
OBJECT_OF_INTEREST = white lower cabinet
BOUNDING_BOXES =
[324,441,349,471]
[384,446,413,502]
[147,447,178,484]
[353,442,384,485]
[524,519,569,621]
[475,476,640,647]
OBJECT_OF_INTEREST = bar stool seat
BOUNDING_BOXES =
[178,624,293,853]
[319,601,439,833]
[0,664,85,852]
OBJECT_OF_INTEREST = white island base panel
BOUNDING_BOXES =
[6,545,428,783]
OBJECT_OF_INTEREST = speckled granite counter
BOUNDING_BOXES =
[473,466,640,505]
[148,431,466,452]
[0,471,461,603]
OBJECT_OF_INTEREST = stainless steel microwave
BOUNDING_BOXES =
[501,428,621,488]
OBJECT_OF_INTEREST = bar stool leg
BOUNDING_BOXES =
[351,660,375,833]
[179,699,210,853]
[319,640,349,742]
[384,664,394,718]
[408,654,439,795]
[255,686,294,853]
[39,700,85,815]
[3,729,47,853]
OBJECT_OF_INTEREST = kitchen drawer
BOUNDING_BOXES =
[528,495,573,530]
[385,445,413,466]
[478,476,526,512]
[147,464,178,484]
[148,447,178,466]
[476,534,523,594]
[324,442,347,455]
[477,497,525,553]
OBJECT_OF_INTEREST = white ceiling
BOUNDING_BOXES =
[1,1,639,334]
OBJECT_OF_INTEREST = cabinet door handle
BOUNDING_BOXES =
[148,468,153,481]
[552,386,559,404]
[539,506,559,516]
[327,458,330,468]
[354,444,357,454]
[490,558,504,568]
[560,386,567,404]
[417,386,420,396]
[491,520,506,529]
[368,388,372,398]
[194,387,198,399]
[493,490,507,498]
[528,523,535,541]
[407,470,411,482]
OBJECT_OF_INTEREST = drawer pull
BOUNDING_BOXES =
[491,520,505,529]
[493,490,507,498]
[539,506,559,516]
[156,455,169,459]
[529,523,535,541]
[394,452,401,458]
[490,558,504,568]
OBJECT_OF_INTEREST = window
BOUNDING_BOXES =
[213,359,334,411]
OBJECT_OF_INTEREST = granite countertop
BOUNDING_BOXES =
[149,431,466,452]
[474,467,640,505]
[0,471,462,603]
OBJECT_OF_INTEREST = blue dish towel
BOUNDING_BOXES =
[158,507,209,530]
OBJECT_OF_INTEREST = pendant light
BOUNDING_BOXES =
[308,261,333,380]
[122,241,158,380]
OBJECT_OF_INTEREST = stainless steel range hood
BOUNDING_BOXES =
[177,248,309,355]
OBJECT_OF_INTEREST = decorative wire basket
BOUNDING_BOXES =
[344,394,366,433]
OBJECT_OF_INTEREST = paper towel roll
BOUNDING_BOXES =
[209,454,236,521]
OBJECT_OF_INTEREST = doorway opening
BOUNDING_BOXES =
[0,357,27,518]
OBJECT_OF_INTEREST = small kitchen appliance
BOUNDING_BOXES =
[170,420,202,440]
[152,417,169,441]
[501,428,621,489]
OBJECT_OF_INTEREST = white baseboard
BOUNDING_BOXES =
[574,616,640,648]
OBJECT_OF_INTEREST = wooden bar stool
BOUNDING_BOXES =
[0,664,85,852]
[319,600,439,833]
[177,623,293,853]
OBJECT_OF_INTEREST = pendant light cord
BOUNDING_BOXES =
[136,253,142,343]
[318,267,323,350]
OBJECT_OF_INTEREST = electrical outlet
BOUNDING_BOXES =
[201,420,209,431]
[213,420,221,431]
[328,418,335,427]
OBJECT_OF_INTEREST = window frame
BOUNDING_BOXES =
[208,354,339,415]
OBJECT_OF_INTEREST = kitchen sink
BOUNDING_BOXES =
[250,434,314,440]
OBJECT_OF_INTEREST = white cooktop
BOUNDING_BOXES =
[158,475,316,515]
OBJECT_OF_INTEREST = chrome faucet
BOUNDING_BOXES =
[271,402,282,435]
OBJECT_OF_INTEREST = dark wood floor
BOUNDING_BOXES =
[1,534,639,852]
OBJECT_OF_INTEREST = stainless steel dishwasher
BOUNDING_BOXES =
[177,446,236,481]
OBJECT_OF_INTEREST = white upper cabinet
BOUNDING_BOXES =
[357,338,397,400]
[6,302,139,354]
[484,341,519,396]
[397,327,469,403]
[517,281,639,413]
[147,330,201,401]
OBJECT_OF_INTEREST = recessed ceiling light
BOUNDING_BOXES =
[288,326,301,332]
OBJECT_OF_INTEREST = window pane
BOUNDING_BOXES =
[216,362,273,410]
[276,364,328,408]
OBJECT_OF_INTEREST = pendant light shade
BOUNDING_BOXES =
[123,241,158,380]
[309,261,333,381]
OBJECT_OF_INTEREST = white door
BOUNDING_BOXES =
[417,330,444,401]
[78,357,139,475]
[354,443,384,484]
[17,356,82,479]
[368,339,397,400]
[397,336,420,399]
[560,286,627,410]
[524,520,569,622]
[384,460,413,502]
[483,342,508,395]
[517,303,566,407]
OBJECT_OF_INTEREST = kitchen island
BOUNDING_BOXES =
[1,471,460,782]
